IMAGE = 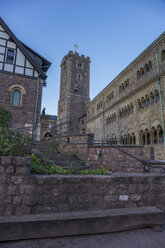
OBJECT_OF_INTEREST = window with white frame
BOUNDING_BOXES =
[6,48,15,64]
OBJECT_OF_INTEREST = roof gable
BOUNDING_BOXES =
[0,17,51,79]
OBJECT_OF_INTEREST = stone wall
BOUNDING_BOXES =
[35,134,154,173]
[0,72,42,131]
[58,134,89,158]
[88,146,154,173]
[1,155,165,216]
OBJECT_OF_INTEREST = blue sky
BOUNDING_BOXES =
[1,0,165,115]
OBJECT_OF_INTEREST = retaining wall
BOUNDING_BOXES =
[35,134,154,173]
[0,156,165,216]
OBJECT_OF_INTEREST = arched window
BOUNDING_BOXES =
[137,99,141,110]
[119,109,122,118]
[145,129,150,145]
[148,61,152,71]
[141,97,145,108]
[127,105,130,115]
[145,95,150,106]
[144,63,149,73]
[130,103,134,113]
[137,71,140,80]
[77,73,82,80]
[114,113,116,121]
[9,85,26,107]
[157,125,164,144]
[132,133,136,144]
[154,90,159,102]
[140,68,144,77]
[12,89,21,106]
[150,93,154,104]
[161,50,165,62]
[124,106,127,116]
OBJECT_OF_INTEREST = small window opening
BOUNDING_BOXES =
[6,49,14,64]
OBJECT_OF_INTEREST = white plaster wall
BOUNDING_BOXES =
[4,64,14,72]
[26,59,33,69]
[0,46,5,54]
[0,39,6,46]
[16,48,25,66]
[7,41,16,49]
[0,54,4,62]
[0,31,9,40]
[0,25,5,31]
[34,70,39,77]
[15,66,24,74]
[25,68,33,76]
[0,27,40,78]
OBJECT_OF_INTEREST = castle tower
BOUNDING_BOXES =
[57,51,90,135]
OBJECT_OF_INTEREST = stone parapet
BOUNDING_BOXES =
[1,156,165,216]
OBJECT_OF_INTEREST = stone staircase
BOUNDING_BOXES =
[0,207,163,243]
[52,154,89,172]
[34,141,88,170]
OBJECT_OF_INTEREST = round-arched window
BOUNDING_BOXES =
[77,73,82,80]
[12,89,21,106]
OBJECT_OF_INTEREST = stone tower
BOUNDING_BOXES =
[57,51,90,135]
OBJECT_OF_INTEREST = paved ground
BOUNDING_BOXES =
[1,225,165,248]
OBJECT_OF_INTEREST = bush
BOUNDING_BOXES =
[31,154,109,175]
[0,105,31,156]
[0,105,12,129]
[31,154,73,174]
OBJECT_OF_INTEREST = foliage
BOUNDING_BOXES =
[31,154,73,175]
[47,137,61,160]
[0,105,12,129]
[31,154,109,175]
[80,166,109,175]
[0,105,31,156]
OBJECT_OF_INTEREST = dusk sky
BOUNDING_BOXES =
[1,0,165,115]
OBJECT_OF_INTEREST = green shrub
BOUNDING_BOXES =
[0,105,31,156]
[0,105,12,130]
[48,137,60,160]
[80,166,109,175]
[31,154,73,174]
[31,154,109,175]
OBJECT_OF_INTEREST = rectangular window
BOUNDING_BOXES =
[6,49,15,64]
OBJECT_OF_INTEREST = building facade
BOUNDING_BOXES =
[57,51,90,135]
[0,18,51,138]
[86,32,165,159]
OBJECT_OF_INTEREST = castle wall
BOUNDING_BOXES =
[87,33,165,159]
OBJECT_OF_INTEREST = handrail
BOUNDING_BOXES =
[65,140,165,173]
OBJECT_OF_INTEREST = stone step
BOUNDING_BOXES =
[0,207,163,242]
